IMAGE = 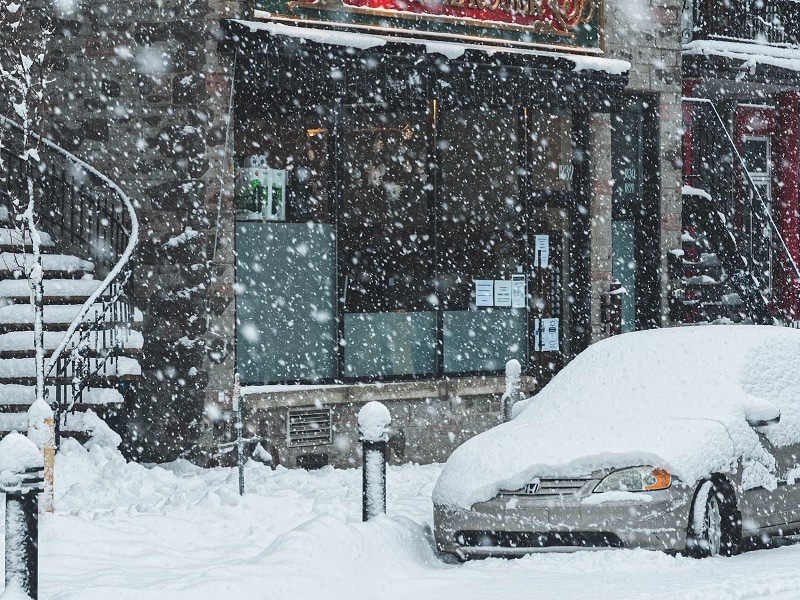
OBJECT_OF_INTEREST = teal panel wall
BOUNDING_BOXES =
[236,223,336,383]
[344,312,436,378]
[443,310,527,373]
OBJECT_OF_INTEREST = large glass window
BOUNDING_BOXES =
[234,99,586,384]
[234,108,337,383]
[337,107,436,378]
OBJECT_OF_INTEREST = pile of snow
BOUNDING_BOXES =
[434,325,800,509]
[7,433,800,598]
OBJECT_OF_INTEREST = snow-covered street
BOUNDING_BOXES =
[26,441,800,599]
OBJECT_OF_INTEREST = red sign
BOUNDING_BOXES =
[299,0,595,37]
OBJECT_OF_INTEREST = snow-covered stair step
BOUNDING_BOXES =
[0,384,123,406]
[0,330,143,358]
[0,409,122,443]
[0,252,94,278]
[0,228,55,252]
[0,303,143,332]
[0,278,107,304]
[0,356,141,383]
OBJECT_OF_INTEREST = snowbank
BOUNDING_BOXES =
[26,434,800,599]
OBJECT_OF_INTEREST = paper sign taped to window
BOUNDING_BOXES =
[534,235,550,268]
[475,280,493,307]
[511,274,526,308]
[494,280,512,307]
[533,318,559,352]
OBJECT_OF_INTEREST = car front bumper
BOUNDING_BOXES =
[434,483,694,559]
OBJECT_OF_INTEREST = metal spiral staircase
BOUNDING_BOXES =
[0,116,140,443]
[670,98,800,326]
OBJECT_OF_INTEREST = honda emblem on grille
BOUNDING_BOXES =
[524,478,541,495]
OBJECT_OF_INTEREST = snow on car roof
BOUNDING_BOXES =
[433,325,800,509]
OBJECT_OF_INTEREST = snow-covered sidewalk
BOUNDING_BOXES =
[18,441,800,599]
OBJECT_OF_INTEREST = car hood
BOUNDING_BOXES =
[433,326,800,510]
[433,415,747,509]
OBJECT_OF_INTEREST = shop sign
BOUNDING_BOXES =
[257,0,602,49]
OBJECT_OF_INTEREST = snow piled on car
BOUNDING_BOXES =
[433,325,800,509]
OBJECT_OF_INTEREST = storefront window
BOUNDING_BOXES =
[235,107,337,383]
[338,107,437,378]
[234,99,586,383]
[234,107,331,224]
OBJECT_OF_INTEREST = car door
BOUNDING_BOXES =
[742,432,800,530]
[770,438,800,527]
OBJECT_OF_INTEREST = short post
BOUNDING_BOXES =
[232,373,244,496]
[602,280,626,337]
[27,398,55,513]
[503,359,522,422]
[358,401,391,522]
[0,432,45,599]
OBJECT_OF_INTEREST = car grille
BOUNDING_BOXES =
[500,478,592,498]
[454,530,624,549]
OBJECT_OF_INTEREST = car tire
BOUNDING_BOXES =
[686,478,741,558]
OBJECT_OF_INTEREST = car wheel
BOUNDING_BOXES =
[686,479,741,558]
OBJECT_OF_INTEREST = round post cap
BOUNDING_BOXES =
[0,432,44,494]
[358,401,392,442]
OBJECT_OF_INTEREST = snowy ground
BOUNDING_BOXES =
[13,440,800,599]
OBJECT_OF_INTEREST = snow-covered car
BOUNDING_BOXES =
[433,325,800,559]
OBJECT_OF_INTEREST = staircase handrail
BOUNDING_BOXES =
[682,97,800,283]
[0,115,139,400]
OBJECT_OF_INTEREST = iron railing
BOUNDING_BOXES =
[688,0,800,45]
[683,98,800,322]
[0,116,139,431]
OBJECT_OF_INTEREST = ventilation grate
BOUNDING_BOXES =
[287,407,332,447]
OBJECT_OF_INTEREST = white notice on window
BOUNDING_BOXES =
[475,280,494,307]
[533,318,559,352]
[494,280,512,307]
[511,274,526,308]
[534,235,550,268]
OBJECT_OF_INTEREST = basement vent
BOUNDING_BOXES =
[287,407,332,447]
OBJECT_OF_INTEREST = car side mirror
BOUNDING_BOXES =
[745,402,781,428]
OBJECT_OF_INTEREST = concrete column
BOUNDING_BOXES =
[589,113,613,344]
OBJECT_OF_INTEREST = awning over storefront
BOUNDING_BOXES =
[223,19,630,112]
[229,19,631,75]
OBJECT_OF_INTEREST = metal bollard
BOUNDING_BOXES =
[503,359,522,422]
[358,401,391,522]
[0,432,45,599]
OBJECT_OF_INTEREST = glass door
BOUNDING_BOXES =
[526,109,575,382]
[741,135,773,295]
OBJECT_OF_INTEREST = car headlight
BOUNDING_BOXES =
[593,466,672,493]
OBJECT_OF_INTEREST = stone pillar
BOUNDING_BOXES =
[45,0,244,462]
[590,113,614,343]
[599,0,684,328]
